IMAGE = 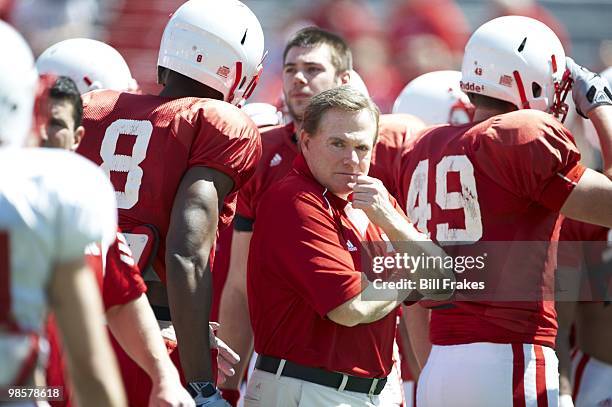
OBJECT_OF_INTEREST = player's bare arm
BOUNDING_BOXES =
[561,169,612,227]
[397,309,424,378]
[556,301,578,400]
[106,295,194,407]
[217,229,254,389]
[50,257,127,407]
[561,59,612,227]
[588,105,612,178]
[166,166,233,382]
[401,304,432,371]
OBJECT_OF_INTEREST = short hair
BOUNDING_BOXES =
[49,76,83,128]
[302,85,380,141]
[283,27,352,74]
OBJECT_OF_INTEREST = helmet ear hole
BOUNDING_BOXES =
[532,82,542,98]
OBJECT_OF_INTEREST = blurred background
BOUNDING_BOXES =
[2,0,611,113]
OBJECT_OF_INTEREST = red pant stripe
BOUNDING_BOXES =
[572,352,590,401]
[534,345,549,407]
[512,343,526,407]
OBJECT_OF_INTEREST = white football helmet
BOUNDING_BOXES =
[0,21,38,148]
[461,16,571,121]
[348,70,370,97]
[392,70,474,125]
[157,0,265,106]
[242,102,283,128]
[36,38,137,95]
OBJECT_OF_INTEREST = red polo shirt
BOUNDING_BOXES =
[248,153,402,379]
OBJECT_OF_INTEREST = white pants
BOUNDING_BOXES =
[403,381,415,407]
[572,351,612,407]
[378,339,404,407]
[417,343,559,407]
[244,369,380,407]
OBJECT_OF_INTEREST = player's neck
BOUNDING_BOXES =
[159,85,222,100]
[472,106,509,122]
[158,74,223,100]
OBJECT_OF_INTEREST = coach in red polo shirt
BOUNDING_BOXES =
[245,86,447,407]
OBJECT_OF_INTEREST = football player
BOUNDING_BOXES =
[555,68,612,407]
[36,39,242,402]
[393,16,612,406]
[0,21,126,407]
[556,218,611,407]
[390,69,475,407]
[39,75,194,407]
[74,0,265,405]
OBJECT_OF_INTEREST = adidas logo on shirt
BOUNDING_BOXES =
[346,240,357,252]
[270,153,282,167]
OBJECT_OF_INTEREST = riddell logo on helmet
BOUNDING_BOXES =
[460,81,484,93]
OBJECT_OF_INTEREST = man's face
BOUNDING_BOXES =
[300,108,377,198]
[41,98,83,150]
[283,44,345,122]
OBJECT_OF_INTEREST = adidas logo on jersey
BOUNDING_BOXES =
[270,153,282,167]
[346,239,357,252]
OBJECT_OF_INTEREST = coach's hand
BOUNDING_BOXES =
[209,322,240,385]
[566,57,612,118]
[350,175,397,228]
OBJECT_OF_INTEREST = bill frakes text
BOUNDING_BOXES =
[373,278,485,290]
[372,253,487,274]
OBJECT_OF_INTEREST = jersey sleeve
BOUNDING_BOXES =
[473,111,585,211]
[182,100,262,193]
[102,232,147,309]
[270,192,364,318]
[55,156,117,262]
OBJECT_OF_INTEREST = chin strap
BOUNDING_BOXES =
[552,69,573,123]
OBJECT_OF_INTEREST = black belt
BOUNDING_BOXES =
[255,355,387,395]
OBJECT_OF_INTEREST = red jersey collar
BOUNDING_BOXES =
[293,153,350,210]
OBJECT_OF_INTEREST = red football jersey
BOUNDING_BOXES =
[77,91,261,282]
[369,113,425,196]
[394,109,586,347]
[236,122,297,222]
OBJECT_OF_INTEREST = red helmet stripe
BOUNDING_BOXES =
[227,61,243,103]
[513,70,531,109]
